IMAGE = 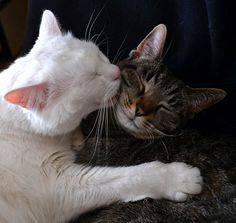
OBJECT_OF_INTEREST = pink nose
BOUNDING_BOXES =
[112,65,121,81]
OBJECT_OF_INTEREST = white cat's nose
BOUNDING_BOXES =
[111,65,120,81]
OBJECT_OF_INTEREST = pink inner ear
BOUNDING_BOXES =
[4,82,48,110]
[130,24,167,59]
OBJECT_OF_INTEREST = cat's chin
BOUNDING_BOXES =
[116,105,147,138]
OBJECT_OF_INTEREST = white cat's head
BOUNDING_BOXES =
[2,10,120,135]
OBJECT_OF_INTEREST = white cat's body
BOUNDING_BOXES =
[0,129,71,222]
[0,11,202,223]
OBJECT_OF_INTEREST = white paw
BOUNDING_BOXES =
[162,162,203,202]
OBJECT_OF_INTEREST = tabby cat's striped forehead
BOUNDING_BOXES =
[118,58,170,83]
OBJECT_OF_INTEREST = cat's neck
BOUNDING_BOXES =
[0,99,71,147]
[0,99,32,134]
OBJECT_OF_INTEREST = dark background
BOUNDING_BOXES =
[23,0,236,135]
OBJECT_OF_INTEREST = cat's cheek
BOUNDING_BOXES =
[116,106,135,131]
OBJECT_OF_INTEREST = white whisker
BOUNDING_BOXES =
[114,48,128,64]
[88,4,106,40]
[105,103,109,160]
[109,100,122,130]
[85,8,96,40]
[112,31,129,64]
[88,107,102,163]
[88,85,112,163]
[98,37,110,48]
[77,109,101,147]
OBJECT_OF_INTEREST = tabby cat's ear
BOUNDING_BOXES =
[130,24,167,60]
[38,10,62,41]
[4,83,49,110]
[187,88,227,114]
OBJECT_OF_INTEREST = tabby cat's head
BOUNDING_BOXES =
[116,24,226,139]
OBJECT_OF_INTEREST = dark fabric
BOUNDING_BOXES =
[0,0,9,9]
[23,0,236,134]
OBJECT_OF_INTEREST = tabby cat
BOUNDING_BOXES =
[74,25,235,223]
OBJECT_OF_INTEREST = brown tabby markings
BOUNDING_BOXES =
[116,24,226,139]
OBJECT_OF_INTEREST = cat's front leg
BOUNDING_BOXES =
[57,161,202,219]
[91,161,203,203]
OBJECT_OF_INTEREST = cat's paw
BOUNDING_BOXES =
[162,162,203,202]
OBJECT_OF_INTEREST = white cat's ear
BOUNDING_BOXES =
[38,10,61,40]
[4,83,49,110]
[130,24,167,60]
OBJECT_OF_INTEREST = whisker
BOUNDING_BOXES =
[106,34,110,59]
[57,132,68,146]
[85,8,96,40]
[160,138,170,161]
[112,31,129,64]
[109,101,122,130]
[74,98,109,149]
[88,85,113,163]
[89,107,103,164]
[145,121,175,137]
[91,25,106,43]
[98,37,111,48]
[161,38,174,62]
[114,47,128,64]
[77,111,100,146]
[102,86,120,127]
[149,129,155,144]
[88,4,107,40]
[144,124,155,145]
[105,103,109,160]
[87,82,120,164]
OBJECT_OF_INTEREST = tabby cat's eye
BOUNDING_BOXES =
[127,97,133,105]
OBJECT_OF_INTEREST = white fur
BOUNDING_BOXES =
[0,10,202,223]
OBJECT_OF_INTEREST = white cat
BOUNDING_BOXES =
[0,10,202,223]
